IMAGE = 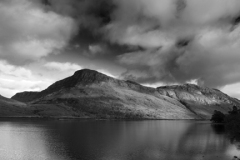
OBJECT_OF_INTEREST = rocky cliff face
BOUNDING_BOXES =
[10,69,240,119]
[157,84,240,118]
[158,84,239,105]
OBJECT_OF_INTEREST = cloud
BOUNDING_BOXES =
[183,0,240,24]
[47,0,115,32]
[97,69,117,78]
[103,0,240,89]
[118,26,240,88]
[89,44,104,55]
[0,0,76,63]
[44,61,82,72]
[1,0,240,98]
[0,60,52,98]
[42,61,84,81]
[222,83,240,99]
[44,61,117,78]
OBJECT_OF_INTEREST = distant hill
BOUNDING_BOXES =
[10,69,240,119]
[12,91,39,103]
[0,94,31,117]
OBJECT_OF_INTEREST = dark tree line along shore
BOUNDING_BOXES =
[211,106,240,142]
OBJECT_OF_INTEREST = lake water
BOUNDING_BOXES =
[0,119,239,160]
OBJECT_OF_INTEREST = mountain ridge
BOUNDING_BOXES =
[12,69,158,102]
[9,69,240,119]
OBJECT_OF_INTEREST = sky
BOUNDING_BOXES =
[1,0,240,98]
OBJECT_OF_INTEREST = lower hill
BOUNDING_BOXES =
[0,95,31,117]
[9,69,240,119]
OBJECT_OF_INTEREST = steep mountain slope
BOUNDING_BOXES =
[157,84,240,119]
[11,69,195,119]
[11,69,239,119]
[0,95,31,117]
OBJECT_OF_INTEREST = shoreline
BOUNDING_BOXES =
[0,116,211,121]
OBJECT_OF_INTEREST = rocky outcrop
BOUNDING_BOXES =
[157,84,240,119]
[10,69,240,119]
[158,84,236,105]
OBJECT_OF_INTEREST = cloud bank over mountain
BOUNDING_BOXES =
[1,0,240,98]
[110,0,240,88]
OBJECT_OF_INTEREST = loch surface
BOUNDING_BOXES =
[0,119,238,160]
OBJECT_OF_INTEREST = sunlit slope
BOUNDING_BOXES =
[158,84,240,119]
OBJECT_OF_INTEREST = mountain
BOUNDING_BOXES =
[12,69,194,119]
[11,69,240,119]
[158,84,240,119]
[0,94,31,117]
[12,91,39,103]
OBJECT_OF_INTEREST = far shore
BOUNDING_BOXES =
[0,116,211,121]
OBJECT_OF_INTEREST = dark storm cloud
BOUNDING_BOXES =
[42,0,136,59]
[45,0,115,41]
[42,0,240,89]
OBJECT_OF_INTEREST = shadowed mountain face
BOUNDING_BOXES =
[0,95,31,117]
[10,69,240,119]
[12,92,39,103]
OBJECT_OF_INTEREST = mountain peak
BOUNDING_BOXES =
[73,68,100,75]
[72,69,114,83]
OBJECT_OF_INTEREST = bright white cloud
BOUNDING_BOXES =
[44,61,82,72]
[222,83,240,99]
[44,61,117,78]
[0,60,52,98]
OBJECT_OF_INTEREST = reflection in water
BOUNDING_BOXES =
[0,120,239,160]
[211,124,226,135]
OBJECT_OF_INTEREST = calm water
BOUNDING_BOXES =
[0,119,239,160]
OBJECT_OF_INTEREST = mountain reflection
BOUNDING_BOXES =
[44,120,233,160]
[0,120,239,160]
